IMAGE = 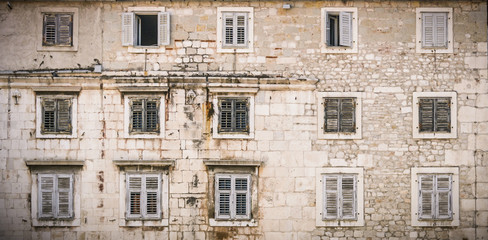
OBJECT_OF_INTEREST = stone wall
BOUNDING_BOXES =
[0,1,487,239]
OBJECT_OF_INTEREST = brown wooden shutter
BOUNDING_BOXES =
[341,175,356,219]
[131,99,144,132]
[235,99,249,132]
[57,99,72,133]
[43,14,57,46]
[339,98,355,133]
[419,98,434,132]
[218,99,233,133]
[41,99,56,133]
[57,14,73,46]
[324,98,339,132]
[434,98,451,132]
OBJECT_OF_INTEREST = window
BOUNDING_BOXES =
[38,174,73,219]
[126,173,162,220]
[122,7,170,53]
[129,97,160,134]
[317,92,362,139]
[215,174,251,220]
[35,87,79,139]
[321,8,358,53]
[416,8,453,53]
[204,160,261,227]
[411,167,459,227]
[37,8,78,52]
[218,98,249,133]
[217,7,254,53]
[413,92,457,139]
[43,13,73,46]
[316,168,364,227]
[121,87,166,139]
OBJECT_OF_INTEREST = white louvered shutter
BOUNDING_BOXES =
[235,13,248,46]
[39,174,55,218]
[234,176,251,219]
[222,13,235,47]
[436,175,452,219]
[127,175,142,218]
[434,13,448,47]
[339,12,352,47]
[57,175,73,218]
[122,12,135,46]
[158,12,170,46]
[145,175,161,218]
[323,175,339,219]
[422,13,434,47]
[325,12,331,46]
[419,175,434,219]
[215,175,232,219]
[341,175,356,219]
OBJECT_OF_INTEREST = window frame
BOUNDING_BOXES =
[217,7,254,53]
[317,92,362,139]
[124,94,165,139]
[125,173,162,220]
[211,88,257,139]
[30,169,81,227]
[37,173,74,220]
[122,7,170,53]
[37,7,79,52]
[412,92,457,139]
[119,171,169,227]
[36,95,78,139]
[215,174,252,220]
[321,7,358,54]
[316,167,364,227]
[416,8,453,54]
[411,167,459,227]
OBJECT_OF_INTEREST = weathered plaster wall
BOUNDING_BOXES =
[0,0,486,240]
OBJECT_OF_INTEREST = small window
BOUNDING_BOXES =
[40,98,73,135]
[38,174,73,219]
[122,7,170,51]
[416,8,453,53]
[218,98,249,134]
[129,97,160,134]
[323,174,357,220]
[217,7,254,53]
[43,13,73,46]
[323,98,356,133]
[418,174,453,220]
[413,92,457,139]
[215,174,251,220]
[411,167,459,227]
[321,8,358,53]
[126,173,162,220]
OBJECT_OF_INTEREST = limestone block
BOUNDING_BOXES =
[478,211,488,226]
[465,56,487,69]
[478,42,487,52]
[454,80,488,94]
[303,151,327,167]
[330,158,347,166]
[460,199,476,211]
[357,154,373,167]
[477,94,488,107]
[478,183,488,198]
[460,123,473,133]
[458,106,476,122]
[445,150,475,166]
[255,104,270,116]
[477,167,488,182]
[477,108,488,122]
[478,199,488,211]
[295,177,314,192]
[476,135,488,151]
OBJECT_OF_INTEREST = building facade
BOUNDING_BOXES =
[0,0,487,239]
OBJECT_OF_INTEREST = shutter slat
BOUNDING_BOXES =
[339,12,352,47]
[158,12,170,46]
[122,12,135,46]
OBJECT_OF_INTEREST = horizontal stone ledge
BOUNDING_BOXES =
[118,86,169,93]
[203,160,263,167]
[25,160,85,166]
[32,86,82,93]
[208,87,259,93]
[113,160,175,167]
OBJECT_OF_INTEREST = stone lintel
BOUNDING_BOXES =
[203,160,263,167]
[25,160,85,166]
[113,160,175,167]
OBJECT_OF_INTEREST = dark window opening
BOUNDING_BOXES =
[327,14,339,46]
[137,15,158,46]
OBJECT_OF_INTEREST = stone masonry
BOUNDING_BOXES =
[0,1,487,239]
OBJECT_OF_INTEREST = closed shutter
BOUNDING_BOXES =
[223,13,234,46]
[39,175,55,218]
[57,14,73,46]
[422,13,434,47]
[436,175,452,219]
[339,98,355,133]
[218,99,233,132]
[434,13,448,47]
[234,176,250,219]
[43,14,57,45]
[323,175,339,219]
[122,12,135,46]
[235,99,249,132]
[419,175,434,219]
[127,175,142,217]
[158,12,170,46]
[130,99,144,132]
[419,98,434,132]
[57,99,72,133]
[235,13,248,46]
[57,175,73,218]
[145,99,160,133]
[341,175,356,219]
[325,12,331,46]
[216,176,231,219]
[339,12,352,47]
[324,98,339,132]
[145,175,161,218]
[434,98,451,132]
[41,99,57,133]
